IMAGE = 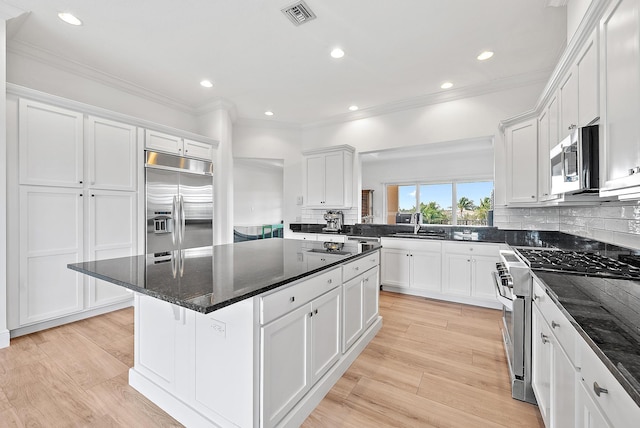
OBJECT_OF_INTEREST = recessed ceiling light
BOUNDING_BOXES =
[349,105,359,111]
[477,51,494,61]
[200,80,213,88]
[265,111,274,116]
[330,48,345,59]
[441,82,453,89]
[58,12,82,26]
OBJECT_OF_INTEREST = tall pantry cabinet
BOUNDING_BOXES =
[16,99,138,328]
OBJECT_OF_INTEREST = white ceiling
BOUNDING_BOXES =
[4,0,567,125]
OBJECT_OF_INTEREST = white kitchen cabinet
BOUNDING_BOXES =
[532,304,552,427]
[559,70,579,140]
[548,94,560,149]
[599,0,640,197]
[505,118,538,204]
[303,146,354,208]
[538,105,560,202]
[380,239,441,292]
[577,29,599,127]
[442,242,499,303]
[289,233,318,241]
[86,190,136,308]
[19,99,84,188]
[86,116,137,192]
[576,380,611,428]
[261,286,342,428]
[362,266,379,328]
[342,273,364,352]
[305,252,343,270]
[145,129,213,161]
[19,186,84,325]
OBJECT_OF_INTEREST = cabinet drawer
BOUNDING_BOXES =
[317,234,346,243]
[442,242,499,257]
[343,251,379,282]
[290,233,318,241]
[578,337,640,428]
[261,268,341,324]
[533,279,576,364]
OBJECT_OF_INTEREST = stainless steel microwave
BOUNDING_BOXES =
[550,125,599,195]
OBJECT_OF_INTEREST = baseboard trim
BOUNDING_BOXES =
[382,286,502,310]
[10,299,133,338]
[0,329,10,349]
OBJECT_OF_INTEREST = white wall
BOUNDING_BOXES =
[233,122,303,238]
[7,52,198,132]
[362,139,494,224]
[233,159,283,226]
[567,0,592,43]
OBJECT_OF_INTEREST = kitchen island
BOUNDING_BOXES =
[68,238,382,428]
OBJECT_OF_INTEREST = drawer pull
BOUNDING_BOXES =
[551,321,560,329]
[327,279,332,284]
[540,333,549,344]
[533,294,539,301]
[355,267,359,271]
[314,309,318,315]
[290,296,295,302]
[593,382,608,397]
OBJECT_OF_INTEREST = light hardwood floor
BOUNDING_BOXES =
[0,292,543,427]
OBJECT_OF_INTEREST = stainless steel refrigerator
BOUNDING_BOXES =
[145,151,213,254]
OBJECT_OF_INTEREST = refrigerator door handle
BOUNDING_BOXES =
[171,195,179,246]
[179,249,185,277]
[180,194,186,245]
[171,250,178,279]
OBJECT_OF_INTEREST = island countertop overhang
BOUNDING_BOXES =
[68,238,382,314]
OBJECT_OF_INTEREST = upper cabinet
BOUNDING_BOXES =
[19,99,84,188]
[86,116,137,192]
[303,146,354,208]
[559,69,579,140]
[145,130,214,161]
[577,29,599,127]
[600,0,640,197]
[505,118,538,204]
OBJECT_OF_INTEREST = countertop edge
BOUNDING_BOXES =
[533,272,640,408]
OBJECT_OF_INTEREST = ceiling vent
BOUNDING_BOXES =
[281,1,316,26]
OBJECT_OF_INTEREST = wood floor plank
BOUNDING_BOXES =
[0,335,47,373]
[0,408,24,428]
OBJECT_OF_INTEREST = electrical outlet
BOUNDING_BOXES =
[209,318,226,338]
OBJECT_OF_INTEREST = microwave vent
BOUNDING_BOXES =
[281,1,316,26]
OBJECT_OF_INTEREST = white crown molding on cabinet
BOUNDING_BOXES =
[0,2,27,20]
[7,83,219,148]
[195,98,239,122]
[302,68,554,130]
[7,39,198,114]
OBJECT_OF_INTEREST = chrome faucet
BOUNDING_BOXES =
[410,212,422,234]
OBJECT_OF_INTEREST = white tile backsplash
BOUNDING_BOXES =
[494,201,640,249]
[299,207,359,225]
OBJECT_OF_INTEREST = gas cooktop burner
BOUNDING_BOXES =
[515,248,640,280]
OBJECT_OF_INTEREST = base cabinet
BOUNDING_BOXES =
[576,381,612,428]
[380,239,441,293]
[442,243,499,304]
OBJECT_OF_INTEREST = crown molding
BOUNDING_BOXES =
[234,117,303,130]
[195,98,238,122]
[302,68,552,130]
[8,39,198,114]
[0,2,27,20]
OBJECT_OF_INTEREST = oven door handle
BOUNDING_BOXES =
[493,271,514,310]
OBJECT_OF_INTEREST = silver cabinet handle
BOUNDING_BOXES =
[327,279,332,284]
[533,294,539,301]
[355,267,359,271]
[551,321,560,329]
[593,382,608,397]
[531,195,535,199]
[540,333,549,344]
[629,166,640,175]
[290,296,295,302]
[568,124,577,130]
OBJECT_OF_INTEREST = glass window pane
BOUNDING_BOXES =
[419,183,452,224]
[456,181,493,226]
[398,185,417,213]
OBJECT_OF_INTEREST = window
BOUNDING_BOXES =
[386,181,493,226]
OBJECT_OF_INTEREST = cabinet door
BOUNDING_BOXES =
[506,119,538,203]
[577,30,599,127]
[305,155,325,206]
[145,129,183,155]
[442,253,471,296]
[552,342,576,428]
[548,94,560,148]
[363,267,379,328]
[323,152,344,206]
[342,275,364,352]
[559,70,579,140]
[19,99,83,187]
[183,138,213,160]
[19,187,84,325]
[576,380,612,428]
[87,191,136,308]
[261,303,311,428]
[471,255,499,302]
[86,116,137,191]
[600,0,640,193]
[411,250,441,292]
[380,248,411,287]
[310,288,341,383]
[531,305,552,427]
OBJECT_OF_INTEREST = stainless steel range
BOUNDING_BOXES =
[494,246,640,405]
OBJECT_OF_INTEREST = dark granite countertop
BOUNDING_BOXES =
[68,239,381,314]
[534,271,640,407]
